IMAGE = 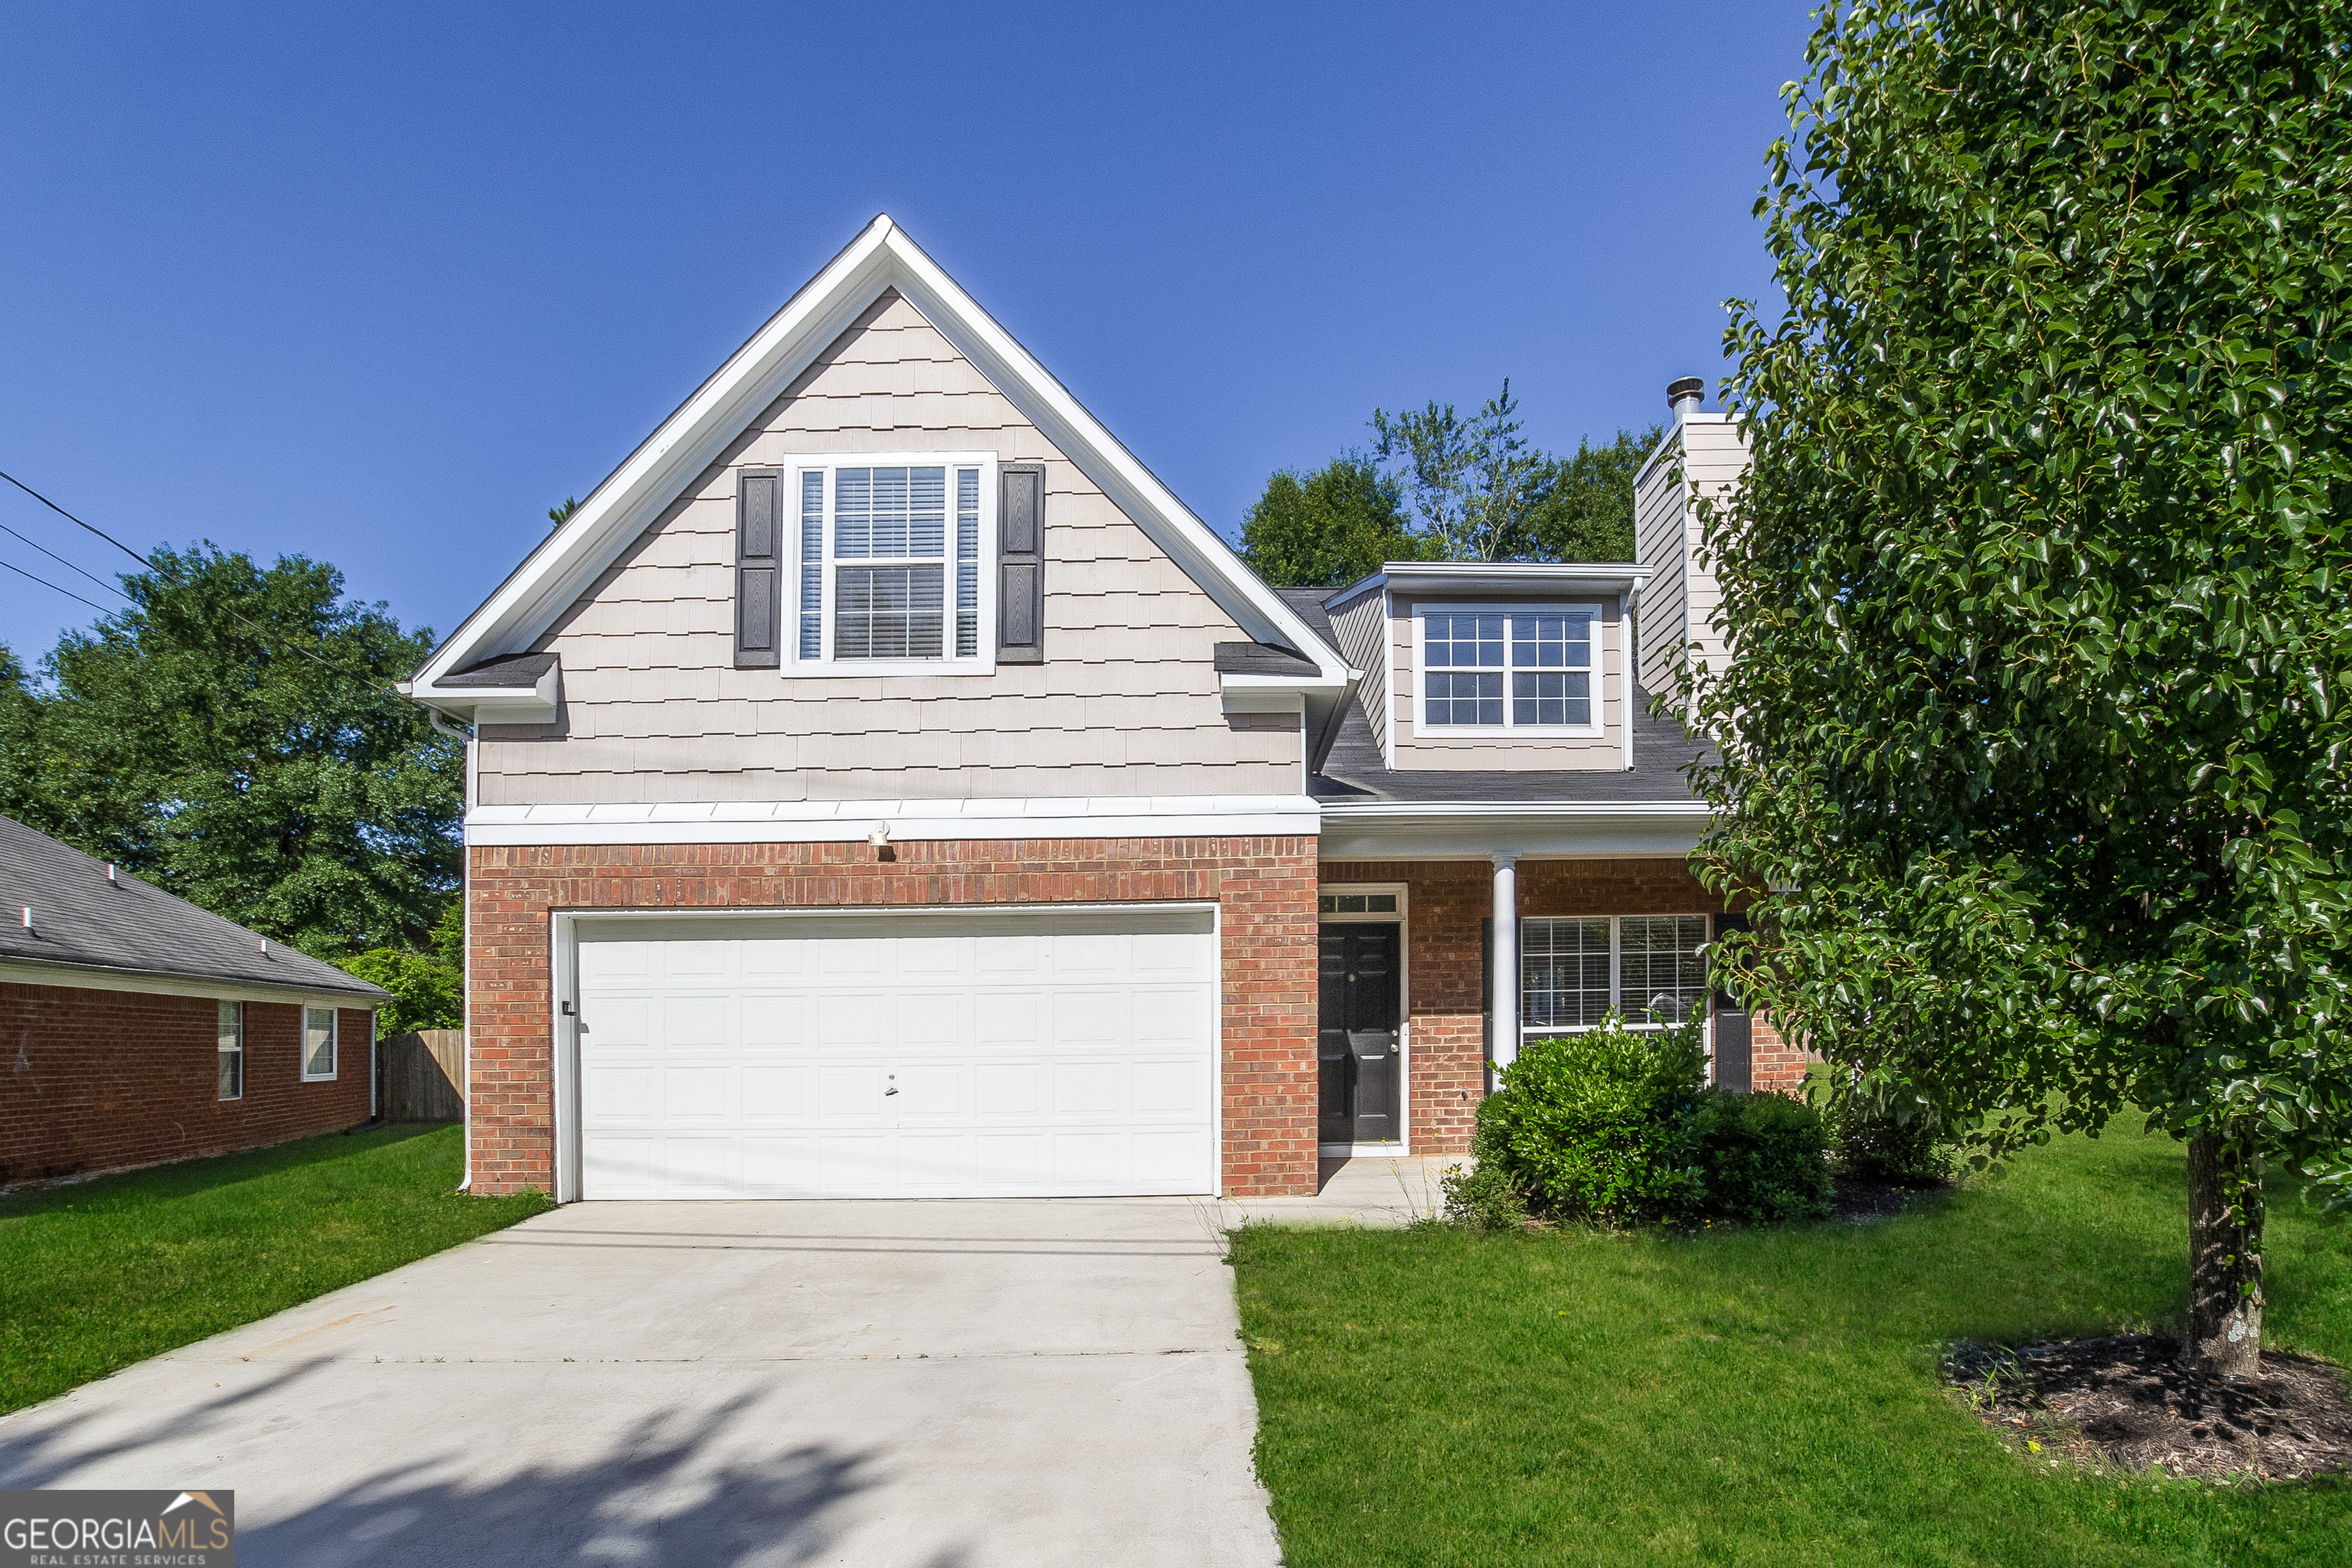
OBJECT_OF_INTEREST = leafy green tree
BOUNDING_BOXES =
[1238,456,1419,587]
[1694,0,2352,1377]
[36,544,461,958]
[0,646,49,833]
[338,897,464,1032]
[1527,426,1665,564]
[1372,380,1554,561]
[548,496,581,528]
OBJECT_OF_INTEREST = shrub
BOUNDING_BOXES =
[1438,1158,1527,1232]
[1685,1088,1834,1223]
[1815,1076,1955,1184]
[1472,1018,1710,1225]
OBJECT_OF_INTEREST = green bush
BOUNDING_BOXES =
[1686,1088,1834,1223]
[1815,1076,1955,1184]
[1469,1016,1836,1227]
[1472,1018,1710,1225]
[1439,1158,1527,1232]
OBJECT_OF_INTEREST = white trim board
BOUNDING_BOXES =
[466,794,1321,847]
[0,957,384,1012]
[407,216,1349,710]
[1316,802,1710,861]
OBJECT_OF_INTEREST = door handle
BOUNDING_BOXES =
[884,1086,899,1096]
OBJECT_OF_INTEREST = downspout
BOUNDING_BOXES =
[430,704,476,1194]
[1620,585,1639,772]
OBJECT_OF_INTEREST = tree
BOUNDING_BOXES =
[35,544,462,958]
[1238,456,1419,587]
[1526,426,1664,564]
[548,496,581,528]
[339,897,464,1031]
[1372,379,1553,561]
[0,645,48,832]
[1694,0,2352,1378]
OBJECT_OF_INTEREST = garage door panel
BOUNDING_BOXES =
[741,1066,806,1119]
[577,910,1215,1199]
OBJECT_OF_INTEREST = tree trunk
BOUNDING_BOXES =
[2181,1128,2264,1377]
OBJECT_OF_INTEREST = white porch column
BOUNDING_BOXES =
[1491,852,1520,1070]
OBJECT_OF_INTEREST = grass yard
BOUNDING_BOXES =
[0,1124,550,1416]
[1231,1121,2352,1566]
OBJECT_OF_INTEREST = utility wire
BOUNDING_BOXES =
[0,517,127,599]
[0,465,414,701]
[0,554,114,615]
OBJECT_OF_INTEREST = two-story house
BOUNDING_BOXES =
[401,217,1799,1201]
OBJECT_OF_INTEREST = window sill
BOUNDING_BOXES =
[1413,725,1606,740]
[779,658,1000,679]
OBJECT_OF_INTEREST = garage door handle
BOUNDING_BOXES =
[884,1086,899,1096]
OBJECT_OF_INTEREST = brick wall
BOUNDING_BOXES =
[1318,858,1775,1155]
[466,835,1321,1197]
[0,985,374,1184]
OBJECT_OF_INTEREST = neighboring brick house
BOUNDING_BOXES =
[402,216,1795,1202]
[0,815,386,1184]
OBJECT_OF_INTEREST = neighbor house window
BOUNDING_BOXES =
[791,456,993,671]
[1521,915,1709,1034]
[302,1007,338,1082]
[217,1000,243,1101]
[1419,606,1598,731]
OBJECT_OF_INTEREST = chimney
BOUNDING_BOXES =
[1637,374,1749,710]
[1667,376,1706,424]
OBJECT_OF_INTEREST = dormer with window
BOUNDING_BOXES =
[1318,562,1651,773]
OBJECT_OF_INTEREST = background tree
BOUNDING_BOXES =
[338,897,464,1031]
[1238,456,1419,587]
[0,646,47,831]
[1694,0,2352,1378]
[1372,379,1552,561]
[1527,426,1664,563]
[34,544,462,958]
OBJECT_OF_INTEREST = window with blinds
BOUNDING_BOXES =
[781,455,995,670]
[1520,914,1710,1033]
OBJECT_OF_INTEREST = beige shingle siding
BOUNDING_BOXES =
[1325,590,1390,766]
[477,290,1298,806]
[1635,416,1748,708]
[1387,596,1629,772]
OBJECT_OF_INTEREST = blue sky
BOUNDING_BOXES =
[0,2,1814,665]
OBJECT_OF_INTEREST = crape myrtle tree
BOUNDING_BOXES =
[1693,0,2352,1377]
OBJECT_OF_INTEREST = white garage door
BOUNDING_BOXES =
[573,908,1217,1199]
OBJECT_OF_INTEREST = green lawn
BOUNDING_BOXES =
[1231,1121,2352,1566]
[0,1124,550,1415]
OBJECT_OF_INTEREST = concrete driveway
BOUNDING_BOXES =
[0,1199,1282,1567]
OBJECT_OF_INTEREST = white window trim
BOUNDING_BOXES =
[1411,600,1606,739]
[302,1005,339,1083]
[1518,913,1712,1040]
[1316,881,1411,1158]
[780,451,1000,678]
[217,999,244,1102]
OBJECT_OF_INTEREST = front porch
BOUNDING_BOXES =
[1313,857,1807,1162]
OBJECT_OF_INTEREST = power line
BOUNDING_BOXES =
[0,465,413,702]
[0,518,126,599]
[0,554,113,615]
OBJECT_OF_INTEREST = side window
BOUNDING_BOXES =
[217,1000,243,1101]
[302,1007,338,1082]
[1421,606,1599,730]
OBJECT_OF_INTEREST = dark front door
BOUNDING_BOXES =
[1319,923,1401,1144]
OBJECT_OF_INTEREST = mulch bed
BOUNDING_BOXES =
[1945,1334,2352,1480]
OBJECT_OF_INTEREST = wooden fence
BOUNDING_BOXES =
[380,1030,466,1123]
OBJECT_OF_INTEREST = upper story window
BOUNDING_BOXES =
[1416,604,1599,733]
[770,453,999,675]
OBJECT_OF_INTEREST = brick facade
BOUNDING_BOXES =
[1317,858,1808,1155]
[466,835,1321,1198]
[0,984,374,1184]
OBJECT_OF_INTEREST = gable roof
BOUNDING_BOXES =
[0,815,388,1003]
[407,216,1350,701]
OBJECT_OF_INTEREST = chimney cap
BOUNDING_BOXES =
[1667,377,1706,407]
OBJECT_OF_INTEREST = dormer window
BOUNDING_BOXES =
[1415,604,1599,733]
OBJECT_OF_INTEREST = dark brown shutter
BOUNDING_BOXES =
[997,465,1044,663]
[735,470,781,668]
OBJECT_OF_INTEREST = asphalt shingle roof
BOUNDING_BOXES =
[0,815,387,1001]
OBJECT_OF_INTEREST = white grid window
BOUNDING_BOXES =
[1420,605,1598,730]
[302,1006,338,1082]
[1521,915,1710,1033]
[789,456,994,671]
[217,1000,243,1101]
